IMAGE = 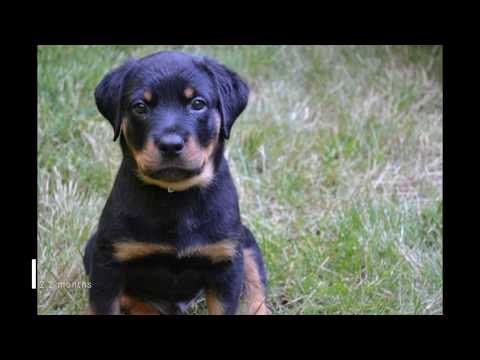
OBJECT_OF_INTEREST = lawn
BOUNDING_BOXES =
[37,45,443,315]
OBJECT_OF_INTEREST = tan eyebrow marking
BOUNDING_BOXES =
[184,87,194,99]
[144,90,152,102]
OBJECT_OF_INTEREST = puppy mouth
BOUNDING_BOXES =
[146,165,204,182]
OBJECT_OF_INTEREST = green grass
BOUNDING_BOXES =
[37,45,443,315]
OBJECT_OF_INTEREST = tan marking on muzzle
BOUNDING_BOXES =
[122,121,162,173]
[136,138,162,173]
[198,112,220,168]
[137,135,215,192]
[182,136,207,168]
[138,161,214,192]
[122,115,219,192]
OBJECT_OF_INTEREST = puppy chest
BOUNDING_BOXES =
[112,239,239,302]
[121,256,216,302]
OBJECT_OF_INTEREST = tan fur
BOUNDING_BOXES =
[181,136,207,168]
[120,295,162,315]
[144,90,152,102]
[179,239,238,263]
[122,121,162,172]
[204,113,220,160]
[137,161,214,191]
[113,238,237,263]
[205,289,224,315]
[183,87,194,99]
[113,241,176,261]
[136,138,162,172]
[242,248,269,315]
[122,119,217,192]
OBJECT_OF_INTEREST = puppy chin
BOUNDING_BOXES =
[146,165,204,182]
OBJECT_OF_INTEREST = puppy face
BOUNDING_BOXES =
[120,62,220,182]
[94,51,249,190]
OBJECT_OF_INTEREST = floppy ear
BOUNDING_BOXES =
[201,57,249,139]
[95,59,136,141]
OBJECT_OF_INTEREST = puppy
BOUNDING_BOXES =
[83,51,269,315]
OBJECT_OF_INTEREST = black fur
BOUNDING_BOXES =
[199,57,250,139]
[83,51,266,315]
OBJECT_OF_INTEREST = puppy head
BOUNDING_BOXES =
[94,51,249,191]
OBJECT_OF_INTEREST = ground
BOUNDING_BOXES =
[37,45,443,315]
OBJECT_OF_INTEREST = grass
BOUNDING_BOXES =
[37,45,443,315]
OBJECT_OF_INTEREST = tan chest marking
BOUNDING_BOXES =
[113,239,238,263]
[178,239,238,263]
[113,242,175,262]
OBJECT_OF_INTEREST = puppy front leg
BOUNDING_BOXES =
[205,257,244,315]
[243,246,269,315]
[241,226,269,315]
[87,245,123,315]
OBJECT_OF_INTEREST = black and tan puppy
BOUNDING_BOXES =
[83,51,268,315]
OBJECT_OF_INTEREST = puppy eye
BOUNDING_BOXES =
[191,98,207,111]
[132,102,148,115]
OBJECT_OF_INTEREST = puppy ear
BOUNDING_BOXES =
[200,57,249,139]
[95,59,136,141]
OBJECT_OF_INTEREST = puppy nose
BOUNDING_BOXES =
[155,134,184,156]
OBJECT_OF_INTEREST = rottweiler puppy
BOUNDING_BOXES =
[83,51,269,315]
